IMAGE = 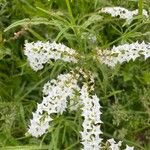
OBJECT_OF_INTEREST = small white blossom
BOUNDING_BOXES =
[81,32,97,43]
[100,7,148,22]
[24,41,78,71]
[107,138,135,150]
[125,145,134,150]
[97,41,150,67]
[107,138,122,150]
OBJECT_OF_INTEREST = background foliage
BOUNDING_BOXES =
[0,0,150,149]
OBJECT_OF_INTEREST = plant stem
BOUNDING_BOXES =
[65,0,82,45]
[65,0,75,24]
[138,0,143,16]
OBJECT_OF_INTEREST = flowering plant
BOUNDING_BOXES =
[22,5,150,150]
[24,39,149,150]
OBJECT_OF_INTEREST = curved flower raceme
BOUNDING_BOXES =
[28,72,80,137]
[24,41,78,71]
[100,7,148,22]
[80,83,102,150]
[97,41,150,67]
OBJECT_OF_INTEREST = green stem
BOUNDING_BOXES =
[65,0,82,46]
[65,0,75,24]
[138,0,143,16]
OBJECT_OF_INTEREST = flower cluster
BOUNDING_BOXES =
[107,138,134,150]
[24,41,78,71]
[81,32,97,44]
[28,72,80,137]
[107,138,122,150]
[100,7,148,22]
[80,83,102,150]
[24,41,136,149]
[97,41,150,67]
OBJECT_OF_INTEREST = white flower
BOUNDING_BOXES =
[81,32,97,43]
[107,138,116,145]
[107,138,135,150]
[139,41,150,59]
[24,41,78,71]
[107,138,122,150]
[97,41,150,68]
[100,7,148,22]
[125,145,134,150]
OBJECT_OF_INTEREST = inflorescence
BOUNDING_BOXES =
[100,7,148,22]
[28,72,80,137]
[97,41,150,67]
[24,41,78,71]
[106,139,134,150]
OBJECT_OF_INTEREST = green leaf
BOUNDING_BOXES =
[1,145,49,150]
[0,45,11,60]
[143,71,150,85]
[4,17,51,32]
[0,31,2,42]
[81,14,102,28]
